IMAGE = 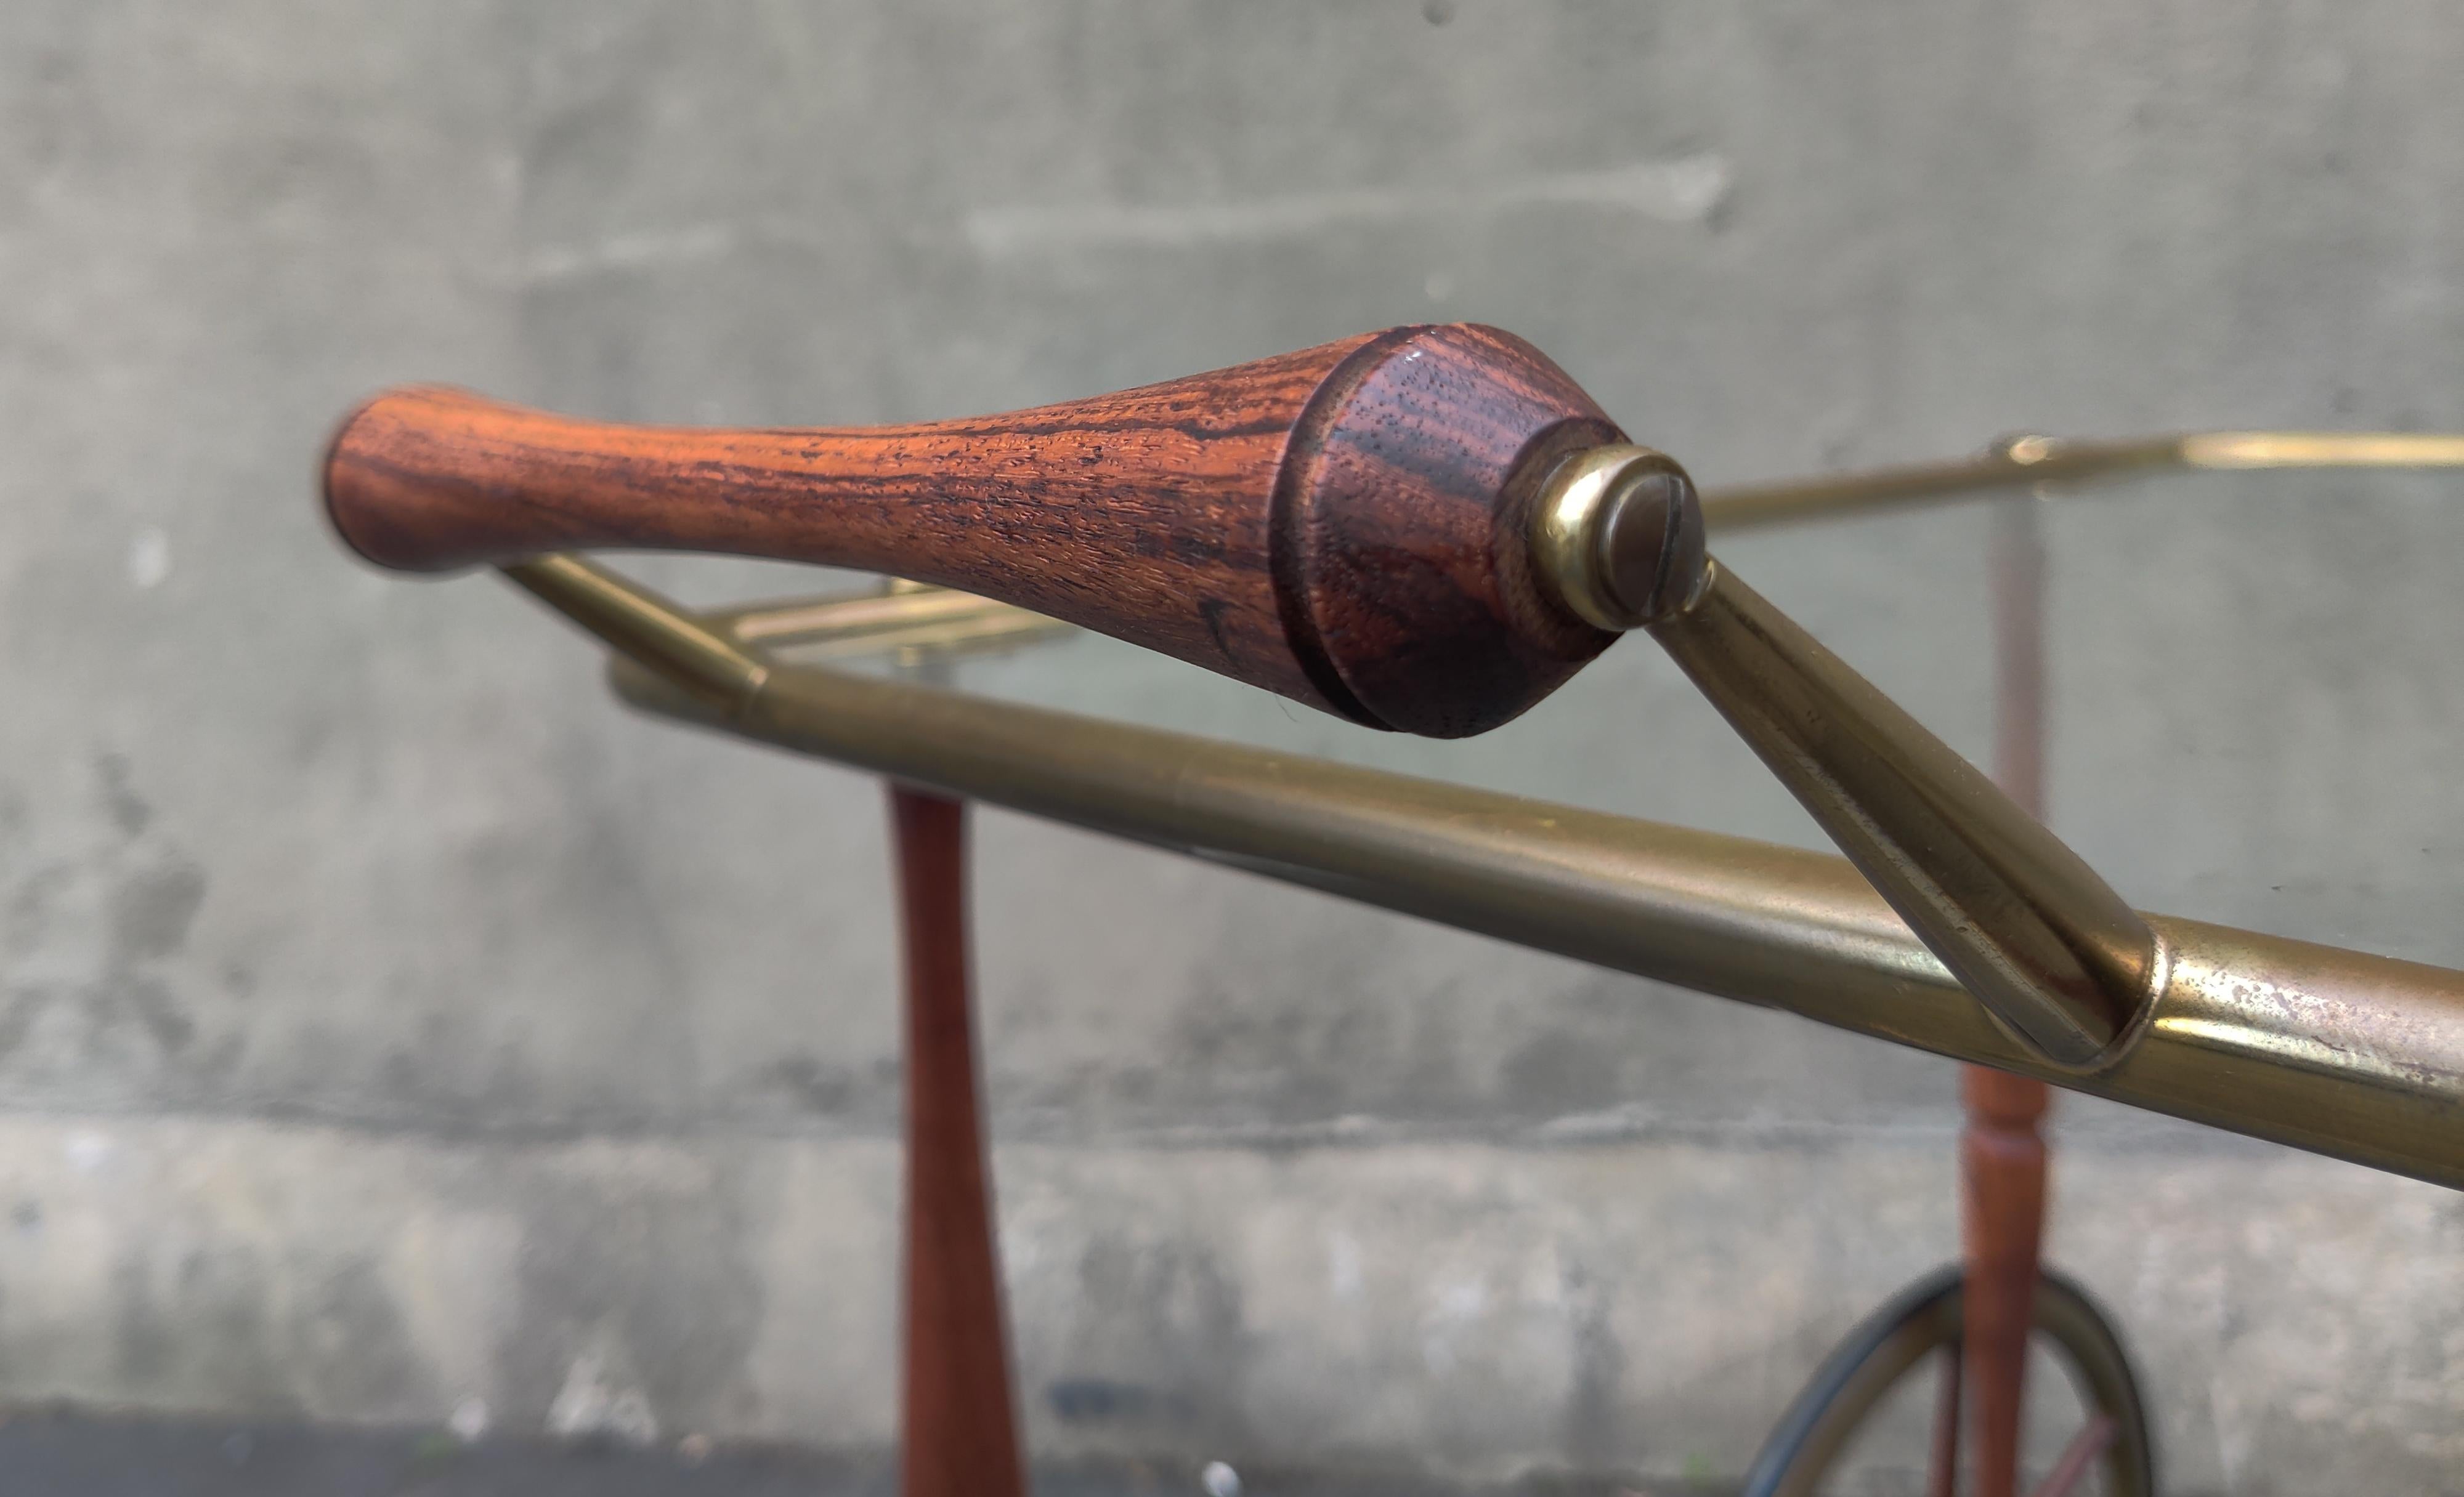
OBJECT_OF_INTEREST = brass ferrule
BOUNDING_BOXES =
[1530,444,1709,631]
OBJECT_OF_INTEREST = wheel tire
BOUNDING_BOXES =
[1738,1265,2155,1497]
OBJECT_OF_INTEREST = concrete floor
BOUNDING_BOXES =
[0,1413,1706,1497]
[0,1413,851,1497]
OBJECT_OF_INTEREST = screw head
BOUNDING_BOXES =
[1530,445,1706,630]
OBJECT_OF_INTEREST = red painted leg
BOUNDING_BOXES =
[1960,491,2056,1497]
[890,786,1026,1497]
[1960,1066,2050,1497]
[1927,1338,1964,1497]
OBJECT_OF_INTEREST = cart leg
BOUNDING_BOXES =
[890,786,1026,1497]
[1926,1336,1963,1497]
[1960,1066,2050,1497]
[1961,490,2056,1497]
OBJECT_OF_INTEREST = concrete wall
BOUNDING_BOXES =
[2,2,2462,1491]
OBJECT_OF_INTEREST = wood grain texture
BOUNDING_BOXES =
[1275,324,1624,736]
[890,787,1026,1497]
[324,324,1624,736]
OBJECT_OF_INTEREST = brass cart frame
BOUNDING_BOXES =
[323,322,2464,1496]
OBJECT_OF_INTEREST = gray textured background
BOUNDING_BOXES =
[2,2,2463,1492]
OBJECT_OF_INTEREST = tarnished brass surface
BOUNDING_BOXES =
[501,555,769,709]
[501,560,1072,688]
[1531,453,2155,1067]
[1700,430,2464,530]
[1634,425,2464,1055]
[506,426,2464,1185]
[502,557,2464,1188]
[1647,563,2156,1069]
[707,578,1070,661]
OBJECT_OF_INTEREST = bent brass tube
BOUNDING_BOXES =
[1642,429,2464,1054]
[1646,564,2157,1069]
[1533,450,2154,1067]
[503,557,2464,1190]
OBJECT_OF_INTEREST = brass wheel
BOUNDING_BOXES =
[1740,1266,2155,1497]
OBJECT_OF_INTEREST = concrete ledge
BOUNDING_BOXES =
[0,1113,2451,1492]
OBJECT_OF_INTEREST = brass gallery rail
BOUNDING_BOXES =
[1700,429,2464,528]
[504,550,2464,1192]
[323,315,2464,1497]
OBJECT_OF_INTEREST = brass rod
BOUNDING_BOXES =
[780,613,1071,663]
[1699,430,2464,531]
[1647,562,2155,1068]
[505,557,2464,1185]
[620,650,2464,1187]
[505,560,2464,1189]
[708,586,1048,648]
[500,555,769,709]
[1700,438,2184,530]
[1532,452,2152,1068]
[2178,430,2464,469]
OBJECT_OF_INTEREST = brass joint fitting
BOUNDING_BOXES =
[1531,444,1709,631]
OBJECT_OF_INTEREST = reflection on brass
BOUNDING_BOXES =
[1528,443,1705,629]
[707,580,1071,661]
[500,555,769,709]
[1648,563,2155,1068]
[2178,430,2464,470]
[492,555,2464,1189]
[1533,458,2153,1067]
[1700,429,2464,531]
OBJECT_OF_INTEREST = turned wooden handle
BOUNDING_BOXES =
[325,323,1626,736]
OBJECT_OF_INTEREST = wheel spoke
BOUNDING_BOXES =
[2025,1411,2118,1497]
[1927,1342,1963,1497]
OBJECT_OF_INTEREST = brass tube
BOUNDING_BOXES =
[1647,562,2156,1068]
[1528,450,2155,1070]
[1699,430,2464,531]
[706,583,1065,654]
[572,615,2464,1191]
[493,557,2464,1187]
[2178,430,2464,470]
[1700,437,2185,530]
[500,555,769,710]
